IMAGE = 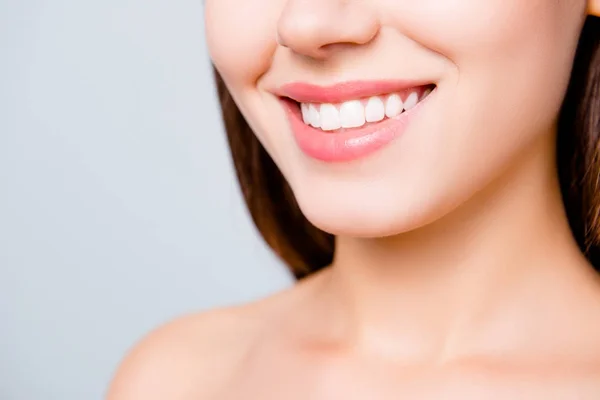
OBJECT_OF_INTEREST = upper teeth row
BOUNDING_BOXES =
[301,89,431,131]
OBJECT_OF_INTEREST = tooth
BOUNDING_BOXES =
[403,92,419,111]
[301,103,310,125]
[308,104,321,128]
[340,100,366,128]
[319,104,341,131]
[365,97,385,123]
[385,94,403,118]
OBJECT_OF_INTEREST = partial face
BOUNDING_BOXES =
[206,0,587,237]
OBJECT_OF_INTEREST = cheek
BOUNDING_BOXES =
[383,0,583,57]
[355,0,585,233]
[205,0,280,86]
[205,0,292,167]
[394,0,584,153]
[427,1,582,188]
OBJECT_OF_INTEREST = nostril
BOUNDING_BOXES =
[318,42,362,53]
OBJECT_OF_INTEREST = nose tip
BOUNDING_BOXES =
[276,1,380,59]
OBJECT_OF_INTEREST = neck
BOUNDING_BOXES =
[323,132,592,361]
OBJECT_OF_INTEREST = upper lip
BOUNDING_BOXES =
[275,80,434,104]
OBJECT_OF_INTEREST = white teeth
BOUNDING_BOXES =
[385,94,403,118]
[365,96,385,123]
[299,88,431,132]
[301,103,310,124]
[319,104,341,131]
[308,104,320,128]
[403,92,419,111]
[340,100,365,129]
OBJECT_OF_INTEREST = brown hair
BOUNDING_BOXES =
[214,16,600,279]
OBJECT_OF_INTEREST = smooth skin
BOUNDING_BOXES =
[109,1,600,398]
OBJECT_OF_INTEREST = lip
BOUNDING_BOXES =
[278,83,435,163]
[276,80,433,104]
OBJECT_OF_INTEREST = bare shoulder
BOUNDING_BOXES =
[105,287,301,400]
[105,306,252,399]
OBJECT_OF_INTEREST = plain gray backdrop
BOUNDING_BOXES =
[0,1,293,399]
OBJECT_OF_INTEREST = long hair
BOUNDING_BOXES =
[214,17,600,280]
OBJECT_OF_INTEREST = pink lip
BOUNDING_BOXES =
[277,81,435,162]
[277,80,432,104]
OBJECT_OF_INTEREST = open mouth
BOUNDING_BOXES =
[283,84,435,133]
[275,80,437,162]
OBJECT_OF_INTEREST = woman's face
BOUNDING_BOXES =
[206,0,588,237]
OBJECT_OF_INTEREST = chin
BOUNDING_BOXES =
[291,185,449,238]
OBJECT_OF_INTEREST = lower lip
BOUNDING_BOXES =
[282,92,432,162]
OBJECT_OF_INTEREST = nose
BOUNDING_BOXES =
[277,0,380,60]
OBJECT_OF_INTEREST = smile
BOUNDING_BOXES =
[276,81,436,162]
[300,87,432,132]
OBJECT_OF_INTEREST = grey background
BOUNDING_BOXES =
[0,1,292,399]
